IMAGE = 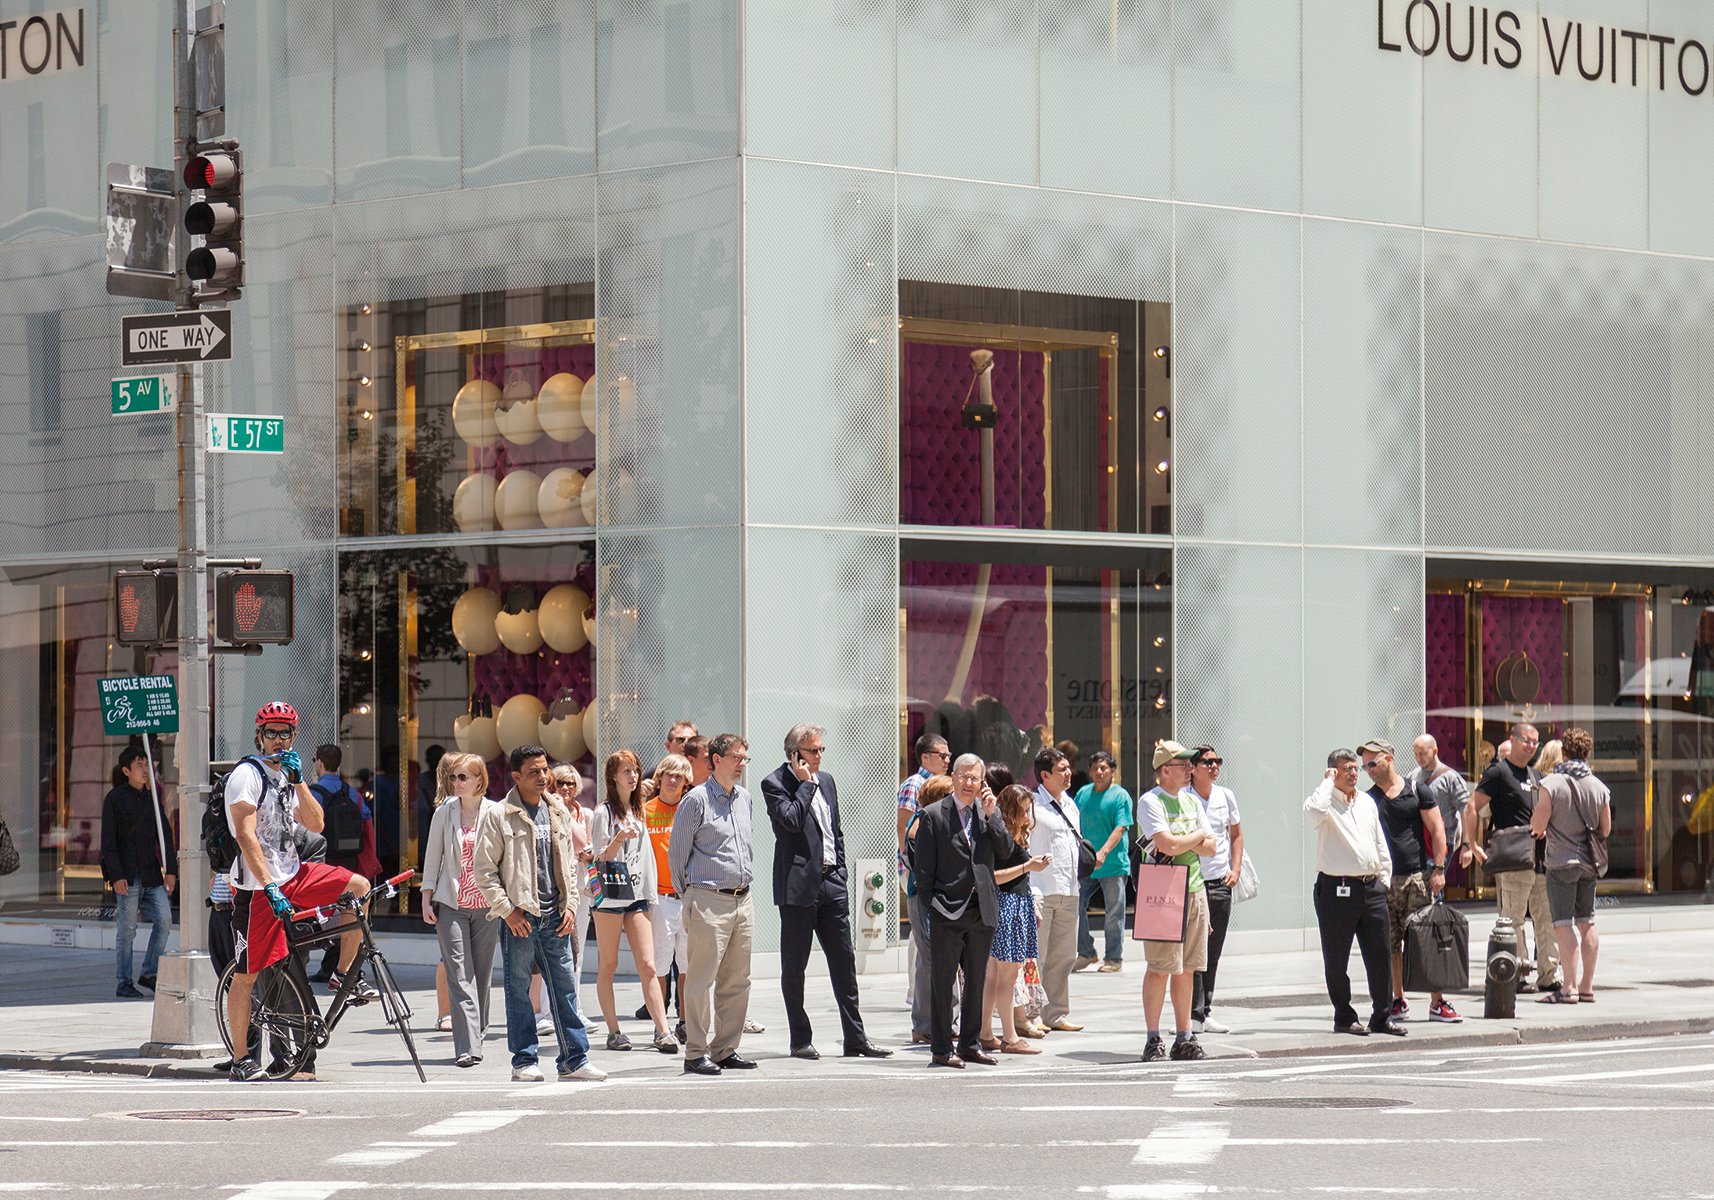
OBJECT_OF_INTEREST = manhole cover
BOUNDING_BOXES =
[124,1109,302,1121]
[1218,1097,1410,1110]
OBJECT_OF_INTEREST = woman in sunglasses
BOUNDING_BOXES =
[421,751,502,1067]
[552,763,597,979]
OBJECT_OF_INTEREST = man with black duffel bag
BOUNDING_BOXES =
[1403,898,1470,997]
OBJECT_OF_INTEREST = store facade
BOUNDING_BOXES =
[4,2,1714,952]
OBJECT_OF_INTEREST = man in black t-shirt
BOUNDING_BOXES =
[1460,722,1562,995]
[1359,740,1458,1024]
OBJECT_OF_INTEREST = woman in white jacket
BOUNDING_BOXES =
[421,751,502,1067]
[589,749,676,1053]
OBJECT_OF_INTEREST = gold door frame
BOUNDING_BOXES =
[1431,577,1657,897]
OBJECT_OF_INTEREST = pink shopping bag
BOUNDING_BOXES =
[1131,861,1189,943]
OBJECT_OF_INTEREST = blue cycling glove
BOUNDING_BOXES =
[264,883,293,919]
[277,749,303,784]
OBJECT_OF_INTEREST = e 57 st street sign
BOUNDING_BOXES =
[120,310,231,366]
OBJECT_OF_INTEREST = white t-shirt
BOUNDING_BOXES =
[225,757,299,890]
[1193,783,1242,880]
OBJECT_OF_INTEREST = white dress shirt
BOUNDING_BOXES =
[1303,778,1392,878]
[809,778,836,868]
[1029,785,1082,899]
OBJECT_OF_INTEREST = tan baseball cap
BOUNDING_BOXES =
[1356,738,1394,757]
[1152,740,1198,770]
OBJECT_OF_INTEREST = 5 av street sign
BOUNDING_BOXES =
[111,373,178,415]
[120,310,232,366]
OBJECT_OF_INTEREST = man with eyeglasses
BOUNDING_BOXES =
[763,723,890,1061]
[1359,739,1459,1024]
[897,732,950,1043]
[1137,741,1214,1062]
[1187,746,1243,1035]
[1305,748,1401,1037]
[661,719,699,769]
[669,732,758,1076]
[1462,722,1563,997]
[223,702,376,1082]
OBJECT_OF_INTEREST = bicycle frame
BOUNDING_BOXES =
[285,870,415,1043]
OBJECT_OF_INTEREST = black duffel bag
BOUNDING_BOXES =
[1403,899,1470,995]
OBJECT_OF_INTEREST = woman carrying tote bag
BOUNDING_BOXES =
[589,750,677,1053]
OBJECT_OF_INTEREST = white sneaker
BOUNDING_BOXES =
[559,1063,609,1082]
[743,1018,766,1034]
[1195,1016,1232,1035]
[536,1015,555,1036]
[511,1063,545,1082]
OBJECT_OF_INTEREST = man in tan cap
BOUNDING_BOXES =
[1136,740,1215,1062]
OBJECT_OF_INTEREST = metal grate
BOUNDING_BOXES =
[1219,1097,1410,1110]
[125,1109,303,1121]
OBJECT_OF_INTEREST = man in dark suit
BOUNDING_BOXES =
[762,723,892,1062]
[911,752,1014,1068]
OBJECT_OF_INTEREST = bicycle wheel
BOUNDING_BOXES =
[214,958,315,1080]
[368,952,426,1083]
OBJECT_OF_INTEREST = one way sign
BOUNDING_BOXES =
[120,311,233,367]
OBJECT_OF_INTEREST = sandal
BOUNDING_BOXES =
[436,1016,452,1032]
[979,1036,1002,1051]
[1536,990,1578,1004]
[1578,992,1595,1003]
[1000,1038,1040,1055]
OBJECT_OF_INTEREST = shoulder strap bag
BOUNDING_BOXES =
[1047,796,1098,881]
[1565,776,1609,878]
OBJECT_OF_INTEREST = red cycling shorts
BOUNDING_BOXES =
[231,861,355,975]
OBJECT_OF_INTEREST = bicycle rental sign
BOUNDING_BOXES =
[99,674,179,735]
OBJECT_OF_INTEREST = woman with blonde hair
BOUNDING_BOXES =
[589,749,677,1053]
[1534,738,1564,778]
[421,751,502,1067]
[980,784,1050,1054]
[641,754,694,1037]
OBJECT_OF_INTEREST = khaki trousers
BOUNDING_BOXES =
[1036,891,1079,1026]
[682,887,754,1060]
[1495,869,1561,990]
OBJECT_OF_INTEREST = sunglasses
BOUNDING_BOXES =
[1198,757,1223,767]
[450,772,475,782]
[259,728,294,741]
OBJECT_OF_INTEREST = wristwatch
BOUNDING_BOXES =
[1425,861,1442,872]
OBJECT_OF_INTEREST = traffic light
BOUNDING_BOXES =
[114,571,179,647]
[183,145,243,300]
[215,570,294,645]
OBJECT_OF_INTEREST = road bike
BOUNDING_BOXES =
[214,869,425,1082]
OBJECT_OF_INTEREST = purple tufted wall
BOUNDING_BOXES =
[902,560,1049,734]
[1425,592,1467,770]
[1480,595,1565,712]
[901,343,1047,528]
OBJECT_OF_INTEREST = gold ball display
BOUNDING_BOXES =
[495,468,544,530]
[580,465,600,526]
[451,586,503,656]
[453,712,501,761]
[452,472,498,532]
[536,373,587,443]
[581,705,597,763]
[496,693,548,754]
[451,379,501,447]
[582,601,596,648]
[495,375,543,446]
[536,468,586,528]
[495,600,544,655]
[541,704,587,762]
[538,584,591,653]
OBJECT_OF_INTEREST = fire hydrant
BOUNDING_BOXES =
[1483,916,1521,1019]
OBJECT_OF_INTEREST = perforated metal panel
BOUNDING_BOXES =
[1302,220,1421,549]
[224,0,334,213]
[333,0,463,203]
[744,0,894,168]
[1651,0,1714,255]
[745,161,896,529]
[899,0,1038,185]
[0,0,100,245]
[1038,0,1171,199]
[1303,547,1424,756]
[744,527,900,950]
[1303,0,1420,224]
[595,160,741,529]
[1174,541,1308,932]
[596,0,739,172]
[1172,207,1301,544]
[1422,2,1536,238]
[1173,0,1300,211]
[463,0,596,186]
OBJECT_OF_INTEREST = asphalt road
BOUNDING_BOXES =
[2,1034,1710,1197]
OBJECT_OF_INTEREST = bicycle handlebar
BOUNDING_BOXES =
[287,869,416,925]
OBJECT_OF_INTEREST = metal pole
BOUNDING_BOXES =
[142,736,168,874]
[144,0,221,1057]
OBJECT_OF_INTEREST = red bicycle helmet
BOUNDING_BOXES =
[255,701,299,728]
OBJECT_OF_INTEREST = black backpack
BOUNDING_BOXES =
[203,756,265,873]
[312,778,363,859]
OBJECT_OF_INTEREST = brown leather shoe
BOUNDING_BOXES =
[1000,1039,1040,1055]
[911,1032,933,1045]
[960,1047,999,1066]
[930,1053,965,1069]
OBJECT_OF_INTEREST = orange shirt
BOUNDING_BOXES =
[643,795,679,895]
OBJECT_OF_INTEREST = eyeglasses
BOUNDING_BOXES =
[800,745,825,755]
[1197,757,1223,767]
[259,728,294,741]
[926,750,950,761]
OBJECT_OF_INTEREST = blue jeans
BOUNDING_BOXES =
[500,910,591,1074]
[1078,874,1126,963]
[114,883,172,985]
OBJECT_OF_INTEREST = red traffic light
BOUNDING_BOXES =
[184,153,238,192]
[216,570,294,645]
[114,571,179,647]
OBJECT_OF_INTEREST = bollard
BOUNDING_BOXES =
[1483,916,1521,1019]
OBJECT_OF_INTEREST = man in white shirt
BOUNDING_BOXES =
[1188,745,1242,1035]
[1303,748,1402,1037]
[1028,745,1085,1035]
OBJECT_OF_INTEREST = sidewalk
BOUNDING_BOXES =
[4,922,1711,1082]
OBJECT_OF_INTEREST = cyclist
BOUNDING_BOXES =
[224,701,375,1082]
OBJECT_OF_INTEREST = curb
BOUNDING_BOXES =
[1243,1016,1714,1059]
[0,1054,224,1080]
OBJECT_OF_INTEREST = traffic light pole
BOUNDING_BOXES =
[142,0,220,1058]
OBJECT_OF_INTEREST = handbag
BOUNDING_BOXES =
[1484,825,1536,875]
[1233,854,1260,903]
[594,859,637,905]
[1047,797,1098,881]
[0,817,18,876]
[1131,854,1190,943]
[1013,958,1047,1019]
[1566,777,1610,878]
[1402,899,1470,994]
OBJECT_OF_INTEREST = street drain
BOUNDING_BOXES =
[124,1109,303,1121]
[1218,1097,1409,1110]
